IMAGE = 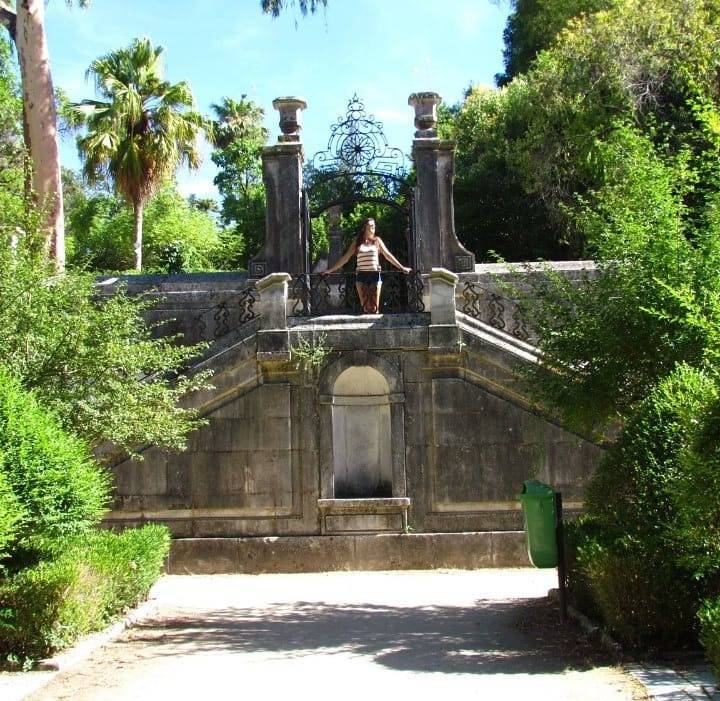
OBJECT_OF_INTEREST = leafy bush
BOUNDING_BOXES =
[83,525,170,614]
[0,471,22,564]
[0,368,109,563]
[67,186,223,272]
[0,233,210,454]
[673,392,720,580]
[698,598,720,677]
[0,554,105,659]
[0,525,170,661]
[568,365,717,647]
[575,537,701,648]
[585,364,716,540]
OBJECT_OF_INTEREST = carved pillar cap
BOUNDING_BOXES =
[408,92,442,137]
[429,267,459,286]
[256,271,292,291]
[272,97,307,143]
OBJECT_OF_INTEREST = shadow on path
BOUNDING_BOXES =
[126,597,607,676]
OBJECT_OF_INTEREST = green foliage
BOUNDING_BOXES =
[450,0,720,263]
[0,34,25,241]
[568,366,718,647]
[585,365,715,541]
[521,129,704,430]
[0,33,22,173]
[0,470,22,564]
[0,368,109,562]
[0,553,105,660]
[0,525,170,661]
[210,96,267,269]
[574,534,701,647]
[0,232,210,454]
[292,334,331,378]
[260,0,327,17]
[698,598,720,677]
[497,0,615,85]
[81,525,170,616]
[75,37,208,269]
[449,85,572,261]
[673,391,720,580]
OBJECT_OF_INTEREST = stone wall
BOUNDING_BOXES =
[105,267,603,537]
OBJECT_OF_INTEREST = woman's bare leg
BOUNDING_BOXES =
[355,282,368,313]
[372,282,382,313]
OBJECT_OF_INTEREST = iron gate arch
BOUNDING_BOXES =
[293,95,423,316]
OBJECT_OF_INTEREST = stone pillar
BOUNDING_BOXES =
[257,272,291,358]
[428,267,460,349]
[249,97,307,279]
[409,92,476,274]
[327,205,344,268]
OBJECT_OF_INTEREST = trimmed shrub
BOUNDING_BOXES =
[674,393,720,580]
[0,368,110,562]
[0,553,106,659]
[698,598,720,677]
[569,365,717,647]
[576,539,701,647]
[0,524,170,660]
[84,525,171,615]
[0,470,22,565]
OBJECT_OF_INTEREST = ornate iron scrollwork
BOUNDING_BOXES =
[311,94,406,176]
[191,281,259,343]
[238,285,259,326]
[213,302,230,338]
[290,271,425,316]
[459,280,531,341]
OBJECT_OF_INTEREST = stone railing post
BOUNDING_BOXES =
[429,267,459,349]
[257,272,291,358]
[409,92,476,274]
[249,97,307,279]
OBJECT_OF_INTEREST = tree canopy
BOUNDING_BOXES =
[74,38,207,270]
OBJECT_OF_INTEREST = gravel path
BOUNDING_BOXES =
[23,569,648,701]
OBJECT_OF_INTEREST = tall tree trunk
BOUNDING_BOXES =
[133,197,144,271]
[15,0,65,271]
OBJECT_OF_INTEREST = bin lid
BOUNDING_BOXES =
[519,480,555,497]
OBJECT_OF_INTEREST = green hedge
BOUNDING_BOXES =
[699,598,720,677]
[0,524,170,660]
[569,365,717,648]
[0,368,109,563]
[0,470,22,564]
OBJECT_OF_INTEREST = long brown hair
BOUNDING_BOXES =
[354,218,377,248]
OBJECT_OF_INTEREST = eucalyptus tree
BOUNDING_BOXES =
[75,38,207,271]
[0,0,91,269]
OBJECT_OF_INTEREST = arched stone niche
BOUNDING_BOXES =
[318,352,406,500]
[331,366,392,498]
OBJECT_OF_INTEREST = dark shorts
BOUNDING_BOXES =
[355,271,381,285]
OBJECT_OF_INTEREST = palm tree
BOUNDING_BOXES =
[211,96,266,151]
[260,0,327,17]
[75,38,206,270]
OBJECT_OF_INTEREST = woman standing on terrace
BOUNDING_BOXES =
[324,218,411,314]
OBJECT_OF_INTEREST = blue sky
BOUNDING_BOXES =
[45,0,510,199]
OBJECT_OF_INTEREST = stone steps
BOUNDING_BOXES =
[167,531,531,575]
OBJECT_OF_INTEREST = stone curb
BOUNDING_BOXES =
[36,595,160,672]
[0,592,161,701]
[625,664,719,701]
[553,591,719,700]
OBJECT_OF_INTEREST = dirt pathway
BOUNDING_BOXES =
[25,569,648,701]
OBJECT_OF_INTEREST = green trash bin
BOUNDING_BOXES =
[519,480,558,568]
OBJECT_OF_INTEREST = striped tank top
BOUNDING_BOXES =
[356,241,380,271]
